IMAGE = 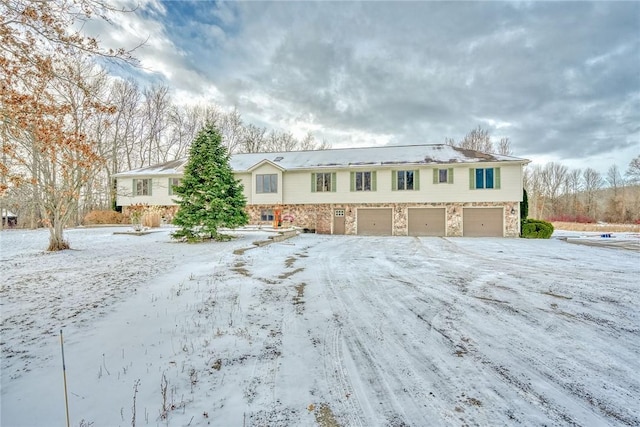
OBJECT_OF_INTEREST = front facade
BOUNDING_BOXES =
[113,144,529,237]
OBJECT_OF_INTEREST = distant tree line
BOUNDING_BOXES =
[1,70,328,235]
[2,76,329,234]
[446,127,640,224]
[524,158,640,224]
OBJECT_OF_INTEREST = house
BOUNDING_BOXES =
[113,144,529,237]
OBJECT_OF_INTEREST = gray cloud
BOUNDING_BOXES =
[112,1,639,172]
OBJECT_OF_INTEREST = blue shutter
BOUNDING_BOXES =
[476,169,485,189]
[486,168,494,189]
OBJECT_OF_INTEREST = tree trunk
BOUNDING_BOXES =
[47,214,69,251]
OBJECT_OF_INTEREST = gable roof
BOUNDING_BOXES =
[246,158,286,172]
[113,144,528,177]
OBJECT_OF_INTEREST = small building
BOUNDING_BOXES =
[1,209,18,228]
[113,144,529,237]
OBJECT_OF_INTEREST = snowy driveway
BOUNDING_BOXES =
[1,228,639,426]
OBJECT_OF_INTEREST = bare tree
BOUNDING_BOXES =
[625,155,640,184]
[168,104,221,159]
[583,168,603,220]
[563,168,583,218]
[497,137,512,156]
[106,79,142,172]
[523,165,544,219]
[265,130,298,152]
[604,164,627,223]
[139,85,171,166]
[299,132,331,151]
[540,162,568,218]
[0,0,133,250]
[457,126,494,153]
[53,58,112,223]
[239,124,267,153]
[219,108,244,153]
[606,164,624,194]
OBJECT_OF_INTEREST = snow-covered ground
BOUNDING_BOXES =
[1,227,638,426]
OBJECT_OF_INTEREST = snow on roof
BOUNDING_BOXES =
[113,144,528,177]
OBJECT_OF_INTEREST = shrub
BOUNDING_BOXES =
[547,214,595,224]
[142,212,161,228]
[521,219,554,239]
[84,210,124,225]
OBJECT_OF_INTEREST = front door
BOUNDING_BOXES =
[333,209,345,234]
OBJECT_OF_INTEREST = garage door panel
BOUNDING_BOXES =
[463,208,503,237]
[357,208,392,236]
[408,208,446,236]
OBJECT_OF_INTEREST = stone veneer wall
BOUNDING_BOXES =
[245,204,332,233]
[246,202,521,237]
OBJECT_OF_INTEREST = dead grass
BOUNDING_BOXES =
[552,222,640,233]
[314,404,341,427]
[285,256,296,268]
[232,262,251,277]
[293,283,306,306]
[83,210,125,225]
[278,267,305,280]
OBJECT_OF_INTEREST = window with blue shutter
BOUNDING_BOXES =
[471,168,500,189]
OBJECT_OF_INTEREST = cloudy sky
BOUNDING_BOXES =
[95,0,639,174]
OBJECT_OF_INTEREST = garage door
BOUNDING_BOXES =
[357,208,392,236]
[463,208,504,237]
[408,208,446,236]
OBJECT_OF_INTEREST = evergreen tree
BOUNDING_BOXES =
[172,124,248,241]
[521,188,529,220]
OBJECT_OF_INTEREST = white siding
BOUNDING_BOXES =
[116,162,525,207]
[280,163,523,205]
[424,163,523,203]
[236,173,252,204]
[116,175,182,207]
[250,164,283,205]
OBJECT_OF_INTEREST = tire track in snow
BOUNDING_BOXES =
[321,321,366,427]
[410,236,639,426]
[314,238,464,426]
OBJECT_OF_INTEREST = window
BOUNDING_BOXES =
[133,179,152,196]
[311,172,336,192]
[256,174,277,193]
[260,210,274,221]
[393,170,419,190]
[433,168,454,184]
[350,171,376,191]
[335,209,345,217]
[168,178,181,195]
[470,167,501,189]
